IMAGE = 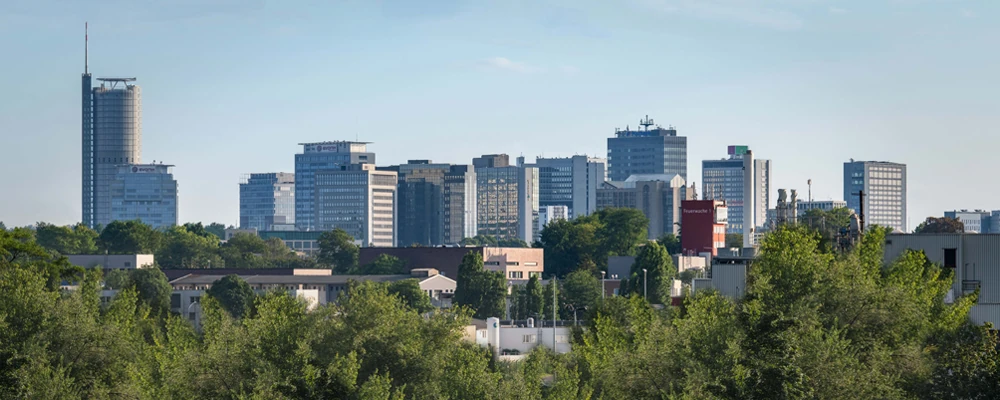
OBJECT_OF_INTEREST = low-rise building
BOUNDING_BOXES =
[68,254,155,270]
[883,233,1000,327]
[358,246,543,282]
[680,200,727,256]
[465,317,573,360]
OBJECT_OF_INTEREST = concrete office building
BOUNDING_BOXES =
[797,200,847,215]
[702,146,770,236]
[314,163,397,247]
[109,164,177,228]
[535,205,569,242]
[382,160,477,246]
[944,210,992,233]
[597,174,697,240]
[844,160,907,232]
[239,173,295,231]
[607,116,687,182]
[294,141,375,231]
[529,156,606,218]
[81,28,143,228]
[473,154,539,243]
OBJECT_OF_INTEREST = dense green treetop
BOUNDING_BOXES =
[915,216,965,234]
[98,220,163,254]
[317,228,359,272]
[206,274,256,318]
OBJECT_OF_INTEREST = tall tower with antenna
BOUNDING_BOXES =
[82,24,144,228]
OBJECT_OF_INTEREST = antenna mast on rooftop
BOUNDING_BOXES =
[639,115,655,131]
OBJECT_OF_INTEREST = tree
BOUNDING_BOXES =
[206,274,256,318]
[182,222,218,240]
[915,216,965,234]
[0,221,6,231]
[454,251,507,319]
[157,225,223,269]
[317,228,359,272]
[460,234,498,247]
[539,218,601,279]
[725,233,743,248]
[625,242,675,304]
[103,269,130,290]
[98,220,162,254]
[35,222,98,255]
[542,278,560,320]
[525,275,544,318]
[205,222,227,240]
[561,269,602,319]
[657,233,681,255]
[129,267,172,316]
[595,208,648,257]
[355,254,407,275]
[387,279,434,313]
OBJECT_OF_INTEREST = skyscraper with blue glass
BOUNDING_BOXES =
[607,116,686,182]
[110,164,177,229]
[294,142,375,231]
[240,173,295,231]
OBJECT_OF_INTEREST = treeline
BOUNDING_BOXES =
[2,222,999,398]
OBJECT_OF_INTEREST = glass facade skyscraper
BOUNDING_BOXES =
[844,161,907,232]
[382,161,477,246]
[530,155,606,219]
[83,77,143,228]
[702,146,771,234]
[110,164,177,228]
[294,142,375,231]
[314,164,397,247]
[473,154,538,243]
[607,120,687,182]
[240,173,295,231]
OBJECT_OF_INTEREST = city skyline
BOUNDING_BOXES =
[1,1,998,227]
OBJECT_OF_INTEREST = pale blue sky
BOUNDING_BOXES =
[0,0,997,229]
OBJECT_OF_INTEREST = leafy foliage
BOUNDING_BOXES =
[622,242,676,304]
[98,220,163,254]
[34,222,99,255]
[454,251,507,319]
[539,208,649,279]
[350,254,407,275]
[460,234,530,248]
[206,274,256,318]
[915,216,965,234]
[317,228,359,272]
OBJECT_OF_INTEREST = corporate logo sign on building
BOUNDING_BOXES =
[307,144,341,153]
[131,166,158,173]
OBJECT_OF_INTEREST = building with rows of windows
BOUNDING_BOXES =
[843,160,907,232]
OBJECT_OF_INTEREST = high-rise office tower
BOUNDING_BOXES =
[294,141,375,231]
[844,160,907,232]
[607,116,687,182]
[314,164,397,247]
[473,154,538,243]
[382,161,477,246]
[240,173,295,231]
[110,164,176,229]
[530,155,606,219]
[702,146,770,236]
[82,25,143,228]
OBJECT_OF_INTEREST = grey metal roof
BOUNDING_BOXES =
[170,274,413,286]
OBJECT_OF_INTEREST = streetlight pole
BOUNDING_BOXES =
[643,268,648,302]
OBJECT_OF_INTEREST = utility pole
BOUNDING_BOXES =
[552,276,557,352]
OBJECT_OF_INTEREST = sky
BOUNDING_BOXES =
[0,0,997,230]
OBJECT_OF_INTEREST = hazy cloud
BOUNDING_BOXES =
[960,8,976,18]
[636,0,804,31]
[828,6,848,14]
[483,57,540,74]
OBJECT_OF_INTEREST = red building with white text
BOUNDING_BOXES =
[680,200,727,256]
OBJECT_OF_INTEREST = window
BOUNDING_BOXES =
[522,334,537,343]
[509,271,523,279]
[944,248,957,268]
[171,293,181,309]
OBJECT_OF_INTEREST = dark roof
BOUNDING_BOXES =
[162,268,333,281]
[170,274,411,286]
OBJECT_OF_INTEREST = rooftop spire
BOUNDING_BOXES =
[85,22,89,74]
